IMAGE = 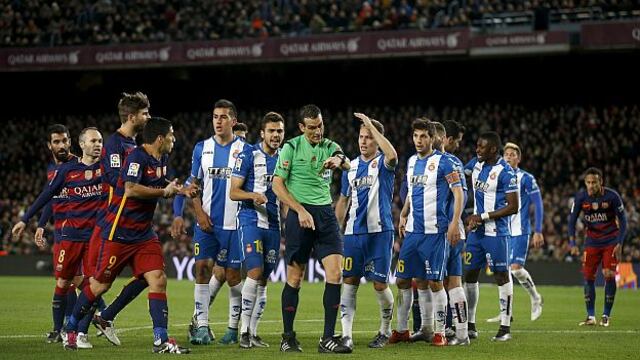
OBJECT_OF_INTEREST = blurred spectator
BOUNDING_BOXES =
[1,104,639,263]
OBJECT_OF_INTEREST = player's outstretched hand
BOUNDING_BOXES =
[297,208,315,230]
[171,216,187,239]
[163,179,183,198]
[447,222,461,246]
[253,193,268,205]
[322,156,342,170]
[532,232,544,248]
[11,221,26,240]
[34,227,47,248]
[398,216,407,239]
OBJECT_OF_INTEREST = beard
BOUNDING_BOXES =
[53,150,69,162]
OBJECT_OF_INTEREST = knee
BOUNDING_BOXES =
[247,268,264,282]
[147,272,168,292]
[447,276,461,290]
[287,269,303,289]
[373,281,388,292]
[396,278,411,289]
[194,261,212,283]
[226,269,241,286]
[510,263,522,271]
[429,281,444,292]
[603,269,615,280]
[344,277,360,286]
[416,279,430,290]
[465,270,480,283]
[494,271,510,286]
[324,266,342,284]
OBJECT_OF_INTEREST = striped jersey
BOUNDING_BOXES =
[444,152,467,239]
[509,168,540,236]
[465,157,518,237]
[340,153,395,235]
[190,136,247,230]
[231,143,280,230]
[102,146,168,243]
[406,150,462,234]
[22,157,103,242]
[98,131,137,226]
[568,187,625,247]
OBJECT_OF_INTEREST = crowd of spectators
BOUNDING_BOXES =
[2,0,639,48]
[1,103,639,263]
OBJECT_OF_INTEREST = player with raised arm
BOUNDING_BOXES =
[229,112,285,348]
[334,113,397,350]
[463,132,519,342]
[569,167,626,327]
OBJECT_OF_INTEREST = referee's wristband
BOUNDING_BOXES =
[481,212,490,221]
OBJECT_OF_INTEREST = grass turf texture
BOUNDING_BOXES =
[1,276,638,359]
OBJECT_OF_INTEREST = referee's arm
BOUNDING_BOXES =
[273,176,315,230]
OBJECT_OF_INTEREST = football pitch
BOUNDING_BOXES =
[1,276,638,359]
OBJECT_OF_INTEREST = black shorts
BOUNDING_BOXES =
[285,204,343,265]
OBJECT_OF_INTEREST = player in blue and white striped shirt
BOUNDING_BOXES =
[393,120,465,347]
[229,112,285,349]
[463,132,519,342]
[173,99,248,345]
[334,113,397,350]
[487,142,544,323]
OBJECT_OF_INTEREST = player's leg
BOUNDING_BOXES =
[135,239,189,354]
[366,231,394,349]
[189,226,217,345]
[280,208,310,352]
[579,246,599,326]
[390,232,421,344]
[219,229,243,345]
[48,242,73,342]
[340,234,364,346]
[486,235,512,342]
[421,234,448,346]
[463,231,486,339]
[510,235,543,320]
[600,244,619,326]
[249,229,280,347]
[315,205,351,354]
[239,224,263,348]
[446,240,469,345]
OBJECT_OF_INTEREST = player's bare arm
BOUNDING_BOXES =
[354,112,397,168]
[334,195,350,231]
[468,191,519,228]
[229,176,267,205]
[447,186,464,246]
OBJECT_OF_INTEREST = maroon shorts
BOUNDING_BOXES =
[54,241,89,280]
[85,225,103,278]
[582,244,618,280]
[94,238,164,284]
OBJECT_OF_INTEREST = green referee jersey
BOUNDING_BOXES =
[274,134,343,205]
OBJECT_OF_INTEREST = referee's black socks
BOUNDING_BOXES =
[323,283,342,339]
[282,283,300,334]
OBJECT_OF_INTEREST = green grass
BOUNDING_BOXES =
[0,276,639,359]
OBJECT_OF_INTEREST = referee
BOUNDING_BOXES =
[273,104,352,354]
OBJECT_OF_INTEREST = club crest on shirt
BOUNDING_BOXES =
[84,170,93,180]
[371,160,378,168]
[602,202,609,209]
[592,202,599,210]
[490,172,497,180]
[428,163,436,171]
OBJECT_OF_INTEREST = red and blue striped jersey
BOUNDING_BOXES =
[101,146,168,244]
[568,187,627,247]
[97,131,137,225]
[21,158,103,242]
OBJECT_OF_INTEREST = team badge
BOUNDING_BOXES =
[96,169,101,176]
[84,170,93,180]
[234,158,243,171]
[245,243,253,254]
[490,172,497,180]
[602,202,609,209]
[232,150,240,158]
[156,167,162,178]
[311,156,317,162]
[371,160,378,168]
[282,160,290,168]
[428,163,436,171]
[592,202,599,210]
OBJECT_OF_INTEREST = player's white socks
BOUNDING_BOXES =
[209,275,223,304]
[417,288,434,333]
[240,278,258,334]
[511,268,541,302]
[375,287,394,336]
[229,283,243,329]
[397,288,413,332]
[432,289,447,334]
[340,284,358,338]
[194,284,210,328]
[250,284,267,335]
[498,281,513,327]
[448,286,468,339]
[465,282,479,324]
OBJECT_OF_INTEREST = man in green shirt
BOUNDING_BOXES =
[273,104,352,354]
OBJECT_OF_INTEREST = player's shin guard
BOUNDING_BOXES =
[229,283,243,330]
[193,284,210,328]
[604,277,616,317]
[250,284,267,335]
[498,281,513,327]
[323,283,341,339]
[433,289,447,334]
[397,288,413,332]
[375,287,394,336]
[240,278,258,334]
[66,286,98,332]
[449,287,468,339]
[101,277,148,321]
[149,292,169,344]
[340,284,358,338]
[584,280,596,317]
[53,286,69,331]
[281,283,300,334]
[465,282,479,324]
[418,289,434,333]
[512,268,540,301]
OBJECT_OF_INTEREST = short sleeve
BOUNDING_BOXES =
[232,148,253,179]
[123,151,145,185]
[443,157,462,188]
[340,171,351,197]
[274,142,294,180]
[190,142,204,180]
[500,169,518,193]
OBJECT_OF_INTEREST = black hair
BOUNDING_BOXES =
[142,117,172,144]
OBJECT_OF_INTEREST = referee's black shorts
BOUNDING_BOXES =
[284,204,343,265]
